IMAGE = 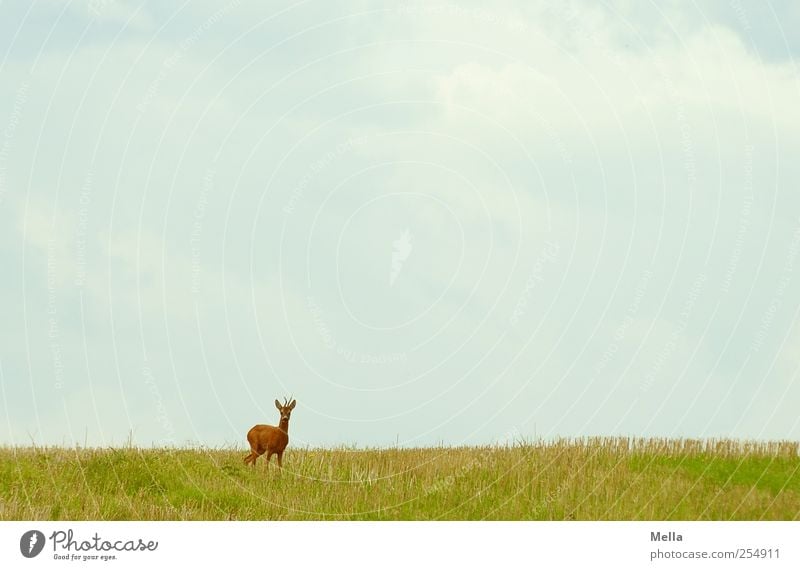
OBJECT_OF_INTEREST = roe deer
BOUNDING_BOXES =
[244,397,296,468]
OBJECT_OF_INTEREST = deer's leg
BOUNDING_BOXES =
[266,451,274,468]
[276,451,283,469]
[246,447,263,467]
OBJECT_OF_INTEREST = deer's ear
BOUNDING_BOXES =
[289,400,296,410]
[275,399,282,410]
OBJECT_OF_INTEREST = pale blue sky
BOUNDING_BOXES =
[1,0,799,447]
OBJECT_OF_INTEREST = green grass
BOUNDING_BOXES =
[1,438,798,520]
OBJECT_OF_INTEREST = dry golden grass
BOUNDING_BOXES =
[1,438,798,520]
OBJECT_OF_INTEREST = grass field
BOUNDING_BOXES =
[1,438,798,520]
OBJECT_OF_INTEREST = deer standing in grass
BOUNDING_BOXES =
[244,398,296,469]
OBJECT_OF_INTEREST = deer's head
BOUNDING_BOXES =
[275,397,296,423]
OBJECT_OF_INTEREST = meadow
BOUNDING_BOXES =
[1,438,798,520]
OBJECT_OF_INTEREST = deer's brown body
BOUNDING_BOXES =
[244,398,296,468]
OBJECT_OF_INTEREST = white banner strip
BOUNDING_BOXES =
[1,522,797,569]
